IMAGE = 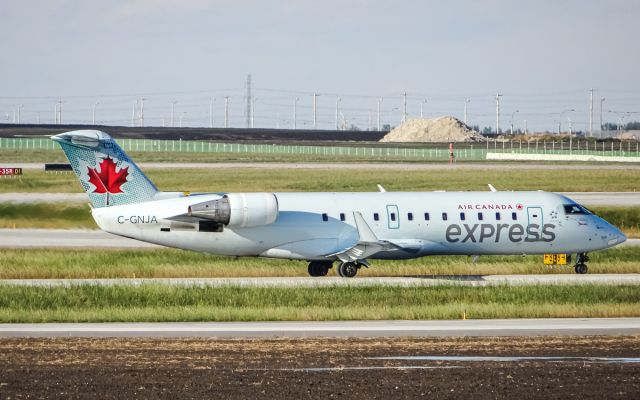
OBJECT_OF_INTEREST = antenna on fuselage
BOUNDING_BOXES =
[488,184,497,192]
[377,184,387,193]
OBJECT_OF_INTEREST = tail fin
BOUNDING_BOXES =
[52,130,158,208]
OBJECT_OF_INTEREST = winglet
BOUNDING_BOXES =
[488,184,497,192]
[377,184,386,193]
[353,211,378,243]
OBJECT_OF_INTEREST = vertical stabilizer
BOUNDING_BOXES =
[52,130,158,208]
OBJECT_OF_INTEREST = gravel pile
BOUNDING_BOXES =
[380,116,485,143]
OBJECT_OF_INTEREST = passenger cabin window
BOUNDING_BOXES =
[442,213,448,221]
[373,213,380,221]
[407,212,413,221]
[390,213,397,222]
[478,212,483,221]
[340,213,345,222]
[322,213,328,222]
[512,212,517,221]
[460,212,465,221]
[495,212,501,221]
[424,212,430,221]
[564,204,590,215]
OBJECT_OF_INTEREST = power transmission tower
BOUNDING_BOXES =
[245,75,252,128]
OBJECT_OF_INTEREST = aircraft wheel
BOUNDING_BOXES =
[338,262,358,278]
[308,261,332,277]
[575,263,588,274]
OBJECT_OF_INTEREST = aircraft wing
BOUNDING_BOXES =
[325,211,395,262]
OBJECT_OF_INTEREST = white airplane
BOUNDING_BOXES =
[53,130,626,277]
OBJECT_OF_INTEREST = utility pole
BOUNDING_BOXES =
[17,104,23,124]
[495,93,502,134]
[57,98,63,125]
[524,119,527,135]
[209,97,215,128]
[92,101,99,125]
[600,98,606,138]
[224,96,229,128]
[245,74,252,128]
[293,98,299,129]
[464,98,470,125]
[420,99,427,118]
[131,102,135,127]
[402,92,407,123]
[54,103,58,124]
[335,97,341,130]
[170,101,177,127]
[251,97,257,128]
[589,88,594,137]
[139,97,146,127]
[510,110,519,135]
[377,97,383,131]
[312,93,318,128]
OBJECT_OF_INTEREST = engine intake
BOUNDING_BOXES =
[188,193,278,228]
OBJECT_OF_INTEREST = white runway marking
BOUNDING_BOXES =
[0,318,639,338]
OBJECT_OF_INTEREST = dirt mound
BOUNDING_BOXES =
[380,116,485,143]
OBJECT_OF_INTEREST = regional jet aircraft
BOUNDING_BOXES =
[53,130,626,277]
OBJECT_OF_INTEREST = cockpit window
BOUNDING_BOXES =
[563,204,591,215]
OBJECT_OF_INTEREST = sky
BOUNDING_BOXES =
[1,0,639,133]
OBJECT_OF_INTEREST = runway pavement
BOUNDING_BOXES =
[2,274,640,288]
[0,228,161,248]
[2,228,637,248]
[1,318,639,338]
[1,191,639,205]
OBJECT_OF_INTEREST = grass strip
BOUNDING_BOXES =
[0,284,638,322]
[2,167,640,193]
[0,246,639,279]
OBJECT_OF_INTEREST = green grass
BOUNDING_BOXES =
[2,166,640,193]
[0,284,637,322]
[0,203,95,229]
[0,246,638,279]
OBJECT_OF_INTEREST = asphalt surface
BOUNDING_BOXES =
[1,318,639,338]
[2,274,640,288]
[2,228,638,248]
[0,228,160,248]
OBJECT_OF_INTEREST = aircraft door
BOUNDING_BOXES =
[386,205,400,229]
[527,207,543,227]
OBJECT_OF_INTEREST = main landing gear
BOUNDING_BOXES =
[337,262,360,278]
[575,253,589,274]
[307,261,364,278]
[308,261,332,277]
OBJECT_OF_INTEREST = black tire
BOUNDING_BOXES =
[338,262,358,278]
[575,263,588,274]
[308,262,320,277]
[319,263,331,276]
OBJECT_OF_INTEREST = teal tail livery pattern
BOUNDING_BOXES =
[52,130,158,208]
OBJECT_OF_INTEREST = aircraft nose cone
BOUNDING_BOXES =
[606,225,626,246]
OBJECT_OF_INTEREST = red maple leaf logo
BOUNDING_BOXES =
[87,157,128,198]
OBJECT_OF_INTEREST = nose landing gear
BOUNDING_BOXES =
[575,253,590,274]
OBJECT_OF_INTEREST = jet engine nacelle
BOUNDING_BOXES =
[188,193,279,228]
